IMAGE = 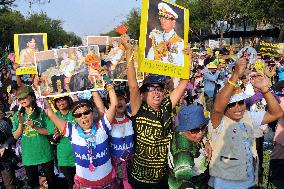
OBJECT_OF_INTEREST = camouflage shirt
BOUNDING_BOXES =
[168,132,209,189]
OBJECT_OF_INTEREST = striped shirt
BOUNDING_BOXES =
[110,116,134,158]
[63,115,113,187]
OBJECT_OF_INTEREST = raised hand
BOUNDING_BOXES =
[120,34,131,50]
[250,73,269,92]
[234,57,248,78]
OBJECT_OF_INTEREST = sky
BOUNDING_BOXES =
[14,0,142,38]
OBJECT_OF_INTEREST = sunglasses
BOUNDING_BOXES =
[190,124,207,134]
[145,85,164,92]
[227,100,245,109]
[73,109,92,118]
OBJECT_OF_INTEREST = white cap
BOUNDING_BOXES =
[228,88,249,104]
[158,2,178,19]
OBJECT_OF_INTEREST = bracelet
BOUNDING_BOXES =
[261,88,270,94]
[106,84,114,92]
[227,80,236,87]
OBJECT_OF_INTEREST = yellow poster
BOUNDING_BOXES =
[14,33,48,75]
[139,0,190,79]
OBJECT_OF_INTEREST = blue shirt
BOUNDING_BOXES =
[278,66,284,81]
[204,70,220,97]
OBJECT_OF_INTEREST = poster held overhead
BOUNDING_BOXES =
[87,35,144,81]
[35,45,104,98]
[139,0,190,79]
[14,33,48,75]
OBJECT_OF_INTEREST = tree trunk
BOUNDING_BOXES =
[219,22,224,48]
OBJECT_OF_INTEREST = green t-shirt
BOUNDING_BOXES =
[55,111,76,167]
[13,109,54,166]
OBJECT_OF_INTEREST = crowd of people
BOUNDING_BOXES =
[0,34,283,189]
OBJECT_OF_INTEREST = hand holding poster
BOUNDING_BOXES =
[139,0,190,79]
[14,33,48,75]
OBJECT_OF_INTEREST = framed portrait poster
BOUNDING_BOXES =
[139,0,190,79]
[14,33,48,75]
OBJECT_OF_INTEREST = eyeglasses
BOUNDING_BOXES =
[145,85,164,92]
[73,109,92,118]
[190,124,207,134]
[227,100,245,109]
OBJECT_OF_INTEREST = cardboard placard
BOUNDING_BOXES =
[14,33,48,75]
[35,45,105,98]
[138,0,190,79]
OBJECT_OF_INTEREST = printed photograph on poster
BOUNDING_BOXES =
[87,36,126,78]
[87,36,109,46]
[35,45,104,97]
[86,35,144,81]
[14,33,48,75]
[139,0,190,79]
[104,37,124,72]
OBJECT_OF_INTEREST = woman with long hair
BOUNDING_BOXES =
[12,85,56,189]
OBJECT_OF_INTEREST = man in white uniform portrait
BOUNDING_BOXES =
[147,2,184,67]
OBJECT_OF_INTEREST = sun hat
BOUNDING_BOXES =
[228,87,250,104]
[16,85,33,99]
[176,105,209,132]
[206,62,217,69]
[139,74,167,93]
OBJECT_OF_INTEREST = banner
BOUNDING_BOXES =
[87,36,144,81]
[259,41,284,57]
[14,33,48,75]
[35,45,105,98]
[138,0,190,79]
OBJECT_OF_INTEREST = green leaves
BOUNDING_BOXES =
[0,10,81,52]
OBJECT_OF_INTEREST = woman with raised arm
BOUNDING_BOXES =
[121,35,189,189]
[208,57,283,188]
[44,84,117,188]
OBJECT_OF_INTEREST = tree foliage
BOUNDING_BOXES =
[176,0,284,44]
[103,8,141,40]
[0,9,81,52]
[0,0,15,9]
[176,0,212,35]
[122,8,141,40]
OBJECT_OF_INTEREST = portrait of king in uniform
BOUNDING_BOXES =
[147,2,184,67]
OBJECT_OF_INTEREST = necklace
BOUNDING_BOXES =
[77,125,97,172]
